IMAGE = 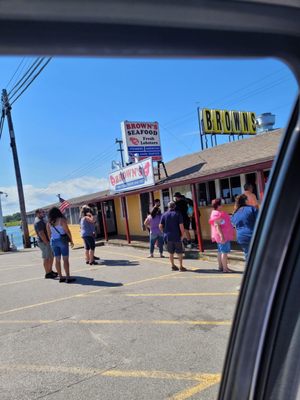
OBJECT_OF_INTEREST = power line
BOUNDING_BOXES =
[222,76,291,108]
[8,58,44,98]
[10,58,52,105]
[163,67,288,131]
[5,58,26,89]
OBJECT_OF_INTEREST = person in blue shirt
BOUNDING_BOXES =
[159,201,186,271]
[231,194,258,260]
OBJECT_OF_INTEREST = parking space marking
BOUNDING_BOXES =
[0,256,85,272]
[169,374,221,400]
[0,319,232,326]
[172,273,242,279]
[0,364,221,399]
[0,271,176,316]
[0,265,107,287]
[125,292,238,297]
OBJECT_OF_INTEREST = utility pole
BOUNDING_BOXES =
[1,89,30,248]
[115,138,124,167]
[197,107,204,151]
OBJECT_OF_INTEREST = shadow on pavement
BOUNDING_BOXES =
[100,259,140,267]
[72,276,123,287]
[191,268,243,274]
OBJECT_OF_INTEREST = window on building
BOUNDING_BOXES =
[198,183,207,205]
[220,178,231,202]
[220,176,241,203]
[245,172,258,197]
[230,176,242,199]
[208,181,216,204]
[162,189,170,212]
[197,180,216,206]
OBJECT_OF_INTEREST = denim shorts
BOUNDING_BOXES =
[51,238,69,257]
[217,241,231,254]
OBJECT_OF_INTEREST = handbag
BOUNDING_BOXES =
[52,225,71,243]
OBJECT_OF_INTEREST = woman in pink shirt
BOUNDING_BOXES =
[209,198,235,273]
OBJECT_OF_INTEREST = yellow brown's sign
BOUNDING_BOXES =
[202,109,256,135]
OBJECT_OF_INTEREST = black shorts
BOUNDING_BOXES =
[167,241,184,254]
[83,236,95,251]
[183,218,190,230]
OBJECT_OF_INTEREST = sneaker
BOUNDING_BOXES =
[94,256,100,260]
[179,266,187,272]
[160,254,165,258]
[147,254,154,258]
[51,271,58,277]
[45,272,56,279]
[65,278,76,283]
[186,244,192,249]
[86,261,89,264]
[59,277,66,283]
[89,261,99,265]
[171,265,179,271]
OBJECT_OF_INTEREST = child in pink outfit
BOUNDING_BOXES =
[209,198,234,273]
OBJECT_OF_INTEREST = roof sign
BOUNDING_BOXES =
[201,109,256,135]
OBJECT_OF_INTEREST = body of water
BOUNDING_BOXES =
[5,226,24,249]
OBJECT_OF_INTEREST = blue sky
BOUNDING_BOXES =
[0,56,298,214]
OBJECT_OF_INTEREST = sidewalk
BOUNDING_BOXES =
[97,235,245,267]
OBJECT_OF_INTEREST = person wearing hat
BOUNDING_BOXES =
[159,201,187,271]
[173,192,192,248]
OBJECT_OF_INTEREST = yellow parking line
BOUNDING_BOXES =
[0,363,221,399]
[0,265,107,287]
[102,369,212,381]
[125,292,238,297]
[169,374,221,400]
[170,275,241,279]
[0,319,232,326]
[0,272,175,316]
[0,256,85,272]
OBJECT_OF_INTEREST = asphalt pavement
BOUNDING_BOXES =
[0,245,244,400]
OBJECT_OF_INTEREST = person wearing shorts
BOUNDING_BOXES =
[159,201,186,272]
[209,198,235,273]
[34,209,57,279]
[80,205,98,265]
[46,207,75,283]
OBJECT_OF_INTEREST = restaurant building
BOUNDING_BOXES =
[27,129,281,249]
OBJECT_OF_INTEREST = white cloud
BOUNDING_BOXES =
[0,176,109,216]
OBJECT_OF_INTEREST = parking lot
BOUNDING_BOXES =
[0,245,243,399]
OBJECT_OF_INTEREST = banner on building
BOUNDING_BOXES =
[109,157,155,193]
[121,121,162,163]
[201,109,257,135]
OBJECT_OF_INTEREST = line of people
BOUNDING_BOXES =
[34,183,258,278]
[145,184,258,273]
[209,184,259,272]
[34,204,100,282]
